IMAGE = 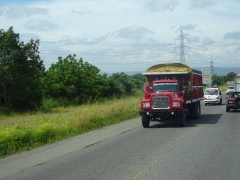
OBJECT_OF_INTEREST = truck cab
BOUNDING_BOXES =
[142,79,184,110]
[140,79,188,128]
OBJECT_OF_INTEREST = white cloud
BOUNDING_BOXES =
[189,0,218,9]
[24,19,59,31]
[236,47,240,52]
[5,5,48,19]
[178,24,197,31]
[189,36,200,43]
[1,0,240,72]
[224,32,240,40]
[71,9,90,15]
[113,25,154,40]
[202,37,215,45]
[20,33,41,42]
[146,0,178,12]
[0,7,4,15]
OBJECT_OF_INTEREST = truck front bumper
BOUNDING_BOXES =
[140,110,182,118]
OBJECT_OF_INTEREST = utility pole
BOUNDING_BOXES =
[210,57,213,87]
[175,30,189,64]
[210,57,213,75]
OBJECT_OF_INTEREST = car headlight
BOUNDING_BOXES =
[142,102,150,107]
[172,102,180,106]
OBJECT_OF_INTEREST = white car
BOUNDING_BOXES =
[226,86,235,95]
[204,88,222,105]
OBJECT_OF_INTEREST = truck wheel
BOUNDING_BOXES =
[178,109,186,127]
[193,102,200,119]
[142,115,150,128]
[199,101,201,114]
[226,106,230,112]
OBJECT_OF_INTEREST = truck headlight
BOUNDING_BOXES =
[172,102,180,107]
[142,102,150,107]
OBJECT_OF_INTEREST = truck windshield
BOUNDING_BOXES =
[153,83,178,92]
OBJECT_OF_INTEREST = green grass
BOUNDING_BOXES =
[0,96,141,158]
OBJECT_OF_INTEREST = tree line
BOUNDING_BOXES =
[0,27,237,112]
[0,27,146,112]
[212,72,237,86]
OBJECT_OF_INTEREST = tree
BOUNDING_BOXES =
[0,27,44,110]
[212,74,225,86]
[110,72,137,96]
[131,73,146,89]
[225,72,236,82]
[41,54,109,103]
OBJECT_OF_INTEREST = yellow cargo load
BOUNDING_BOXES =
[146,63,192,73]
[143,63,194,95]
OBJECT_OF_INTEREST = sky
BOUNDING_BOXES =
[0,0,240,74]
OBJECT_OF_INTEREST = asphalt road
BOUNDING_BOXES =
[1,93,240,180]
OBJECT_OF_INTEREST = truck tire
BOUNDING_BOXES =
[199,101,201,114]
[142,115,150,128]
[178,109,186,127]
[193,102,200,119]
[226,106,230,112]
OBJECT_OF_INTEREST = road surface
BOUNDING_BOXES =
[1,93,240,180]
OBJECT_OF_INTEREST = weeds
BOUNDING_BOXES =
[0,96,141,158]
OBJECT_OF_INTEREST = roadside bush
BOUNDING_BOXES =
[0,125,79,158]
[0,129,33,156]
[40,98,69,113]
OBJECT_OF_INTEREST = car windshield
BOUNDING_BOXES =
[153,82,178,92]
[229,93,240,98]
[205,89,218,95]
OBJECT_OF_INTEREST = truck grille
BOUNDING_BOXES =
[152,96,169,109]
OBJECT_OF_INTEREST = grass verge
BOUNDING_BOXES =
[0,96,141,158]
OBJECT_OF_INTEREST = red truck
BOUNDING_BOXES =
[139,63,203,127]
